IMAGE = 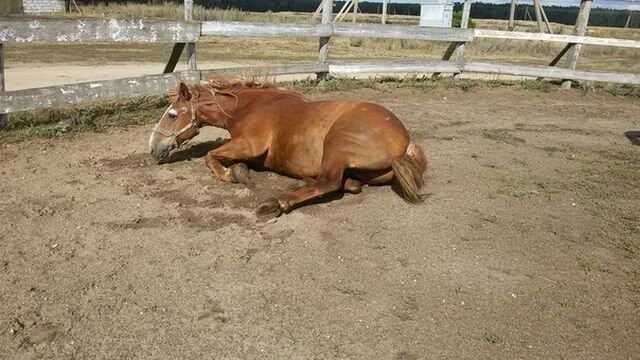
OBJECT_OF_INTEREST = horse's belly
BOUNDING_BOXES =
[264,135,323,179]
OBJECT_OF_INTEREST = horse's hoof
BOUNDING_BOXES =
[256,198,283,219]
[230,163,250,184]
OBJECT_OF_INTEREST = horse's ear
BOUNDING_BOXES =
[179,82,192,101]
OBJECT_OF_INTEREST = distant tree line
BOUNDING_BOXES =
[77,0,639,28]
[462,3,639,28]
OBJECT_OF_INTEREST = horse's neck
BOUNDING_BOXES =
[199,87,294,131]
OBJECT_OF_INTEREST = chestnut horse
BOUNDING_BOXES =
[148,77,428,218]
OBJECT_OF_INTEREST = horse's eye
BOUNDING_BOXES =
[167,110,178,120]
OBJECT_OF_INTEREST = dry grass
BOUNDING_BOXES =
[6,4,639,73]
[2,76,638,143]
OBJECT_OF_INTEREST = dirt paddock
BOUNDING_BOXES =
[1,86,639,359]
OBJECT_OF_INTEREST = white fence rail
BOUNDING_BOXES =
[1,17,639,114]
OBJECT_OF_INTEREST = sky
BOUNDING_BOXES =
[365,0,640,11]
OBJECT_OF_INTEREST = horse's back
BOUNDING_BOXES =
[251,92,413,179]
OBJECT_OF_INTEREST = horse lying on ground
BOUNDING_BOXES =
[148,77,428,218]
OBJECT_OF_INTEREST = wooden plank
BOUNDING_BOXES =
[352,0,358,23]
[201,21,332,37]
[382,0,389,24]
[0,71,200,114]
[562,0,592,89]
[201,63,328,78]
[201,21,473,42]
[533,0,544,32]
[474,29,640,49]
[508,0,516,30]
[318,0,334,80]
[539,4,553,34]
[163,42,186,73]
[333,23,474,42]
[548,43,573,66]
[464,62,640,85]
[455,0,472,63]
[184,0,197,71]
[432,42,458,79]
[0,43,7,129]
[441,42,458,61]
[328,60,462,75]
[0,19,199,43]
[334,0,351,22]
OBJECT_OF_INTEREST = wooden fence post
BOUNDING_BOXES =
[532,0,544,32]
[317,0,333,80]
[352,0,358,23]
[562,0,592,89]
[185,0,196,71]
[382,0,388,24]
[434,0,470,79]
[539,4,553,33]
[0,43,7,130]
[455,0,472,64]
[508,0,516,30]
[164,0,196,74]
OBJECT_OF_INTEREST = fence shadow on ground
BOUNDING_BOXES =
[624,130,640,146]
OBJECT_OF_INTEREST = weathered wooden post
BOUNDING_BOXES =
[539,4,553,33]
[317,0,333,80]
[382,0,389,24]
[455,0,472,64]
[562,0,592,89]
[352,0,358,23]
[185,0,196,71]
[163,0,196,73]
[434,0,471,79]
[508,0,516,30]
[624,13,631,28]
[0,43,7,130]
[532,0,544,32]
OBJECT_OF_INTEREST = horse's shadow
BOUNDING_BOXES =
[624,131,640,146]
[159,138,228,164]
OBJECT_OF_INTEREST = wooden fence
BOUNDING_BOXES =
[1,0,639,115]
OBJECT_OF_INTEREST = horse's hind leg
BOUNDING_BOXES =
[256,155,346,218]
[344,178,362,194]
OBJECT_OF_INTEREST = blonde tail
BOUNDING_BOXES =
[391,141,428,203]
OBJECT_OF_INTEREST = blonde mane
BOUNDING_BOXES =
[168,75,275,103]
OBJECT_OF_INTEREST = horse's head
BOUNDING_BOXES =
[149,82,200,162]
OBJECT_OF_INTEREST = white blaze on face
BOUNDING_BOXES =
[149,105,173,151]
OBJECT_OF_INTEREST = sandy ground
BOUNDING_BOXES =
[1,86,639,359]
[4,61,536,92]
[4,61,273,91]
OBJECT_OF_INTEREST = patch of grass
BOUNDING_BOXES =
[482,129,526,146]
[576,255,612,274]
[481,332,502,344]
[519,79,554,92]
[0,96,167,143]
[496,183,539,199]
[333,283,365,297]
[391,308,413,321]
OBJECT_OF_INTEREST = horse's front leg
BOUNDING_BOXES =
[205,139,260,184]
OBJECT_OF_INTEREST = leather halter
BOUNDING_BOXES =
[151,101,199,148]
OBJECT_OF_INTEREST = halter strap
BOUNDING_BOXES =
[151,101,199,148]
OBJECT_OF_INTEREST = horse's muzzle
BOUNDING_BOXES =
[150,141,171,162]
